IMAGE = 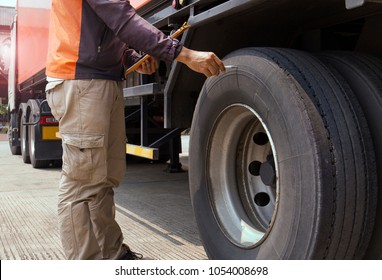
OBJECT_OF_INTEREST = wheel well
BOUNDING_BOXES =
[167,6,382,128]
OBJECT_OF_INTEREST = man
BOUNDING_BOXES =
[45,0,225,260]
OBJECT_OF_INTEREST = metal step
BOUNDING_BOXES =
[123,83,163,98]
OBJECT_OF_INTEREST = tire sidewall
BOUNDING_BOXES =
[189,53,333,259]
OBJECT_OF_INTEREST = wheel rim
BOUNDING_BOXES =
[207,104,279,248]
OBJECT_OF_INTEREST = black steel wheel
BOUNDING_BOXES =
[189,48,377,259]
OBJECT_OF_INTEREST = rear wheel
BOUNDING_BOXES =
[20,104,30,164]
[8,113,21,155]
[189,48,377,259]
[28,102,50,169]
[317,52,382,259]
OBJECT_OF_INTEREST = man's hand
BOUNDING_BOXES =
[135,57,159,75]
[176,47,225,77]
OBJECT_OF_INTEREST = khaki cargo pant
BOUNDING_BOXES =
[46,79,127,260]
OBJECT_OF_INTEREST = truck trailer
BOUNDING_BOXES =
[7,0,61,168]
[7,0,382,259]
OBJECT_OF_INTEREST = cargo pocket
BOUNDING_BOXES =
[61,133,106,182]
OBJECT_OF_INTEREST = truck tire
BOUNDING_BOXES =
[317,52,382,259]
[189,48,377,259]
[8,113,21,155]
[28,100,49,168]
[19,103,30,164]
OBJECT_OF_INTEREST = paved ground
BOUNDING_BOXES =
[0,134,207,260]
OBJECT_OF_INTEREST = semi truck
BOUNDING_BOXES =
[7,0,61,167]
[7,0,382,259]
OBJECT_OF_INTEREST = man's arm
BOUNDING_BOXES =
[87,0,225,77]
[86,0,182,62]
[176,47,226,77]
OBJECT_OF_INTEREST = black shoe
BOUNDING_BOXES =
[119,244,143,260]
